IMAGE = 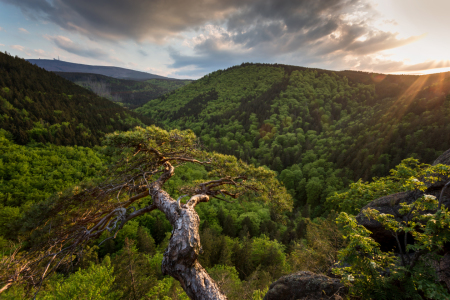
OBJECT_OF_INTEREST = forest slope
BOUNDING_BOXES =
[0,53,152,146]
[137,63,450,215]
[55,72,191,109]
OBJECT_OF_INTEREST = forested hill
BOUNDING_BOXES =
[136,63,450,214]
[0,52,152,146]
[55,72,191,109]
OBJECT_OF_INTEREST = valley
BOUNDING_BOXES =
[1,53,450,300]
[56,72,191,109]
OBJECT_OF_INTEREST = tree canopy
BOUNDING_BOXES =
[136,63,450,217]
[0,125,292,298]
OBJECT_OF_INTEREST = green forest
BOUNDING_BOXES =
[137,63,450,217]
[1,53,450,299]
[0,53,152,146]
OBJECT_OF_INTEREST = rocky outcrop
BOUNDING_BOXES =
[356,191,419,249]
[263,271,346,300]
[435,253,450,291]
[356,187,450,250]
[356,149,450,291]
[356,149,450,249]
[434,149,450,166]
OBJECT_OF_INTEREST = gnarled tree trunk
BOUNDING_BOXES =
[149,165,227,300]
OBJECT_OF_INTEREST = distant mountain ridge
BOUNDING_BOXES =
[27,59,173,81]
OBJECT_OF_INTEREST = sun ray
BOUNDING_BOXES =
[389,74,431,119]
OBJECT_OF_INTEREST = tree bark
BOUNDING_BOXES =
[149,165,227,300]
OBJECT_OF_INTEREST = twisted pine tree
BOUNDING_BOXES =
[0,126,292,299]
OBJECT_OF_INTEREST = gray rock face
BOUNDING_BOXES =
[434,149,450,166]
[435,252,450,291]
[356,191,419,249]
[263,271,346,300]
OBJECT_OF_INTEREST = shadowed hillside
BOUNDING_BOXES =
[55,72,191,109]
[0,53,152,146]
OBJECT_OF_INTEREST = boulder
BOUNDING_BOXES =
[356,191,419,249]
[263,271,346,300]
[434,149,450,166]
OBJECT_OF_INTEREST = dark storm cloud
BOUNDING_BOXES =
[221,0,365,54]
[168,0,423,72]
[167,0,365,71]
[0,0,245,42]
[226,0,347,32]
[1,0,56,20]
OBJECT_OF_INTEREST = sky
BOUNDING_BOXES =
[1,0,449,79]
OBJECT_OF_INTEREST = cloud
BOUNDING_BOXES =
[10,45,25,51]
[339,32,425,55]
[10,44,32,56]
[0,44,5,46]
[168,0,422,73]
[0,0,243,42]
[169,45,245,70]
[1,0,424,74]
[46,35,108,59]
[19,27,29,34]
[0,27,4,32]
[382,19,398,26]
[358,57,450,73]
[398,60,450,72]
[138,49,148,57]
